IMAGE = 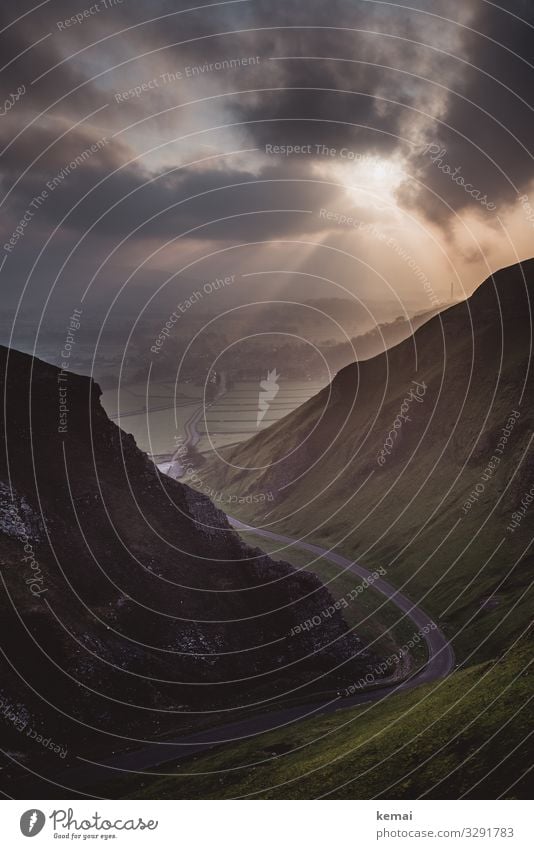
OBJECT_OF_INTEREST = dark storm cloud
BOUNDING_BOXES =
[221,0,425,156]
[0,1,335,249]
[0,122,128,184]
[0,0,243,127]
[396,0,534,222]
[3,146,340,243]
[141,0,534,226]
[1,0,533,247]
[0,4,107,118]
[219,0,534,224]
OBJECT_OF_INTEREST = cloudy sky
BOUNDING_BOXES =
[1,0,533,339]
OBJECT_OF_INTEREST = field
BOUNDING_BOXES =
[197,380,327,452]
[101,381,202,455]
[101,379,326,457]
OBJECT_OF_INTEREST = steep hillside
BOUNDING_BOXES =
[197,260,534,662]
[0,346,363,787]
[103,634,533,800]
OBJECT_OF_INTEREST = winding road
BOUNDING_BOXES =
[49,518,454,794]
[231,519,455,690]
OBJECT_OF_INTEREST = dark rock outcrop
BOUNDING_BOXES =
[0,346,364,775]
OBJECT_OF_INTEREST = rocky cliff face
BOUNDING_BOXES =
[0,346,364,777]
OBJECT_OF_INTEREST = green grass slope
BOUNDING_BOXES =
[196,260,534,663]
[101,632,532,799]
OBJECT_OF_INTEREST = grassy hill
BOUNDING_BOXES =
[96,630,532,799]
[196,260,534,664]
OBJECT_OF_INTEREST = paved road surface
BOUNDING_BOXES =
[231,519,455,690]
